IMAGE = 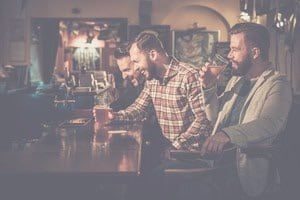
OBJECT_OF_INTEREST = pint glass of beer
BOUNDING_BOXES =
[94,105,112,124]
[207,53,230,77]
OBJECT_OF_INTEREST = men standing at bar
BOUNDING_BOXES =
[104,30,213,200]
[106,42,164,174]
[200,22,292,198]
[109,31,212,151]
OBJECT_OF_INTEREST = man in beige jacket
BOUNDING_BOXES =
[200,22,292,198]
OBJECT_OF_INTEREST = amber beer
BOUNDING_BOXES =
[94,105,112,124]
[209,65,226,76]
[208,54,230,76]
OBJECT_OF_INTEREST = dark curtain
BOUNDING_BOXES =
[40,19,59,83]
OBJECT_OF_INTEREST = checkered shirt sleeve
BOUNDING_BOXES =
[114,82,152,122]
[172,70,212,150]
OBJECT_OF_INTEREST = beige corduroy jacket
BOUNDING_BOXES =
[203,68,292,197]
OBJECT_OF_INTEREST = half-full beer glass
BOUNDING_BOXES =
[94,105,112,124]
[207,53,230,76]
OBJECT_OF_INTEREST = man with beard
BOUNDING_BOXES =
[199,22,292,198]
[110,30,212,151]
[109,44,145,111]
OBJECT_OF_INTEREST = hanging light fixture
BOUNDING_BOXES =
[273,12,288,31]
[239,11,252,22]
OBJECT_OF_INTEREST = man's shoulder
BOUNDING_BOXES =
[272,70,288,80]
[264,68,290,84]
[177,61,200,75]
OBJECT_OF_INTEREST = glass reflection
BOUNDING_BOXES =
[58,128,77,160]
[118,153,133,172]
[91,122,110,157]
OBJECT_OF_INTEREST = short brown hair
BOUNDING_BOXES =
[229,22,270,61]
[134,30,165,53]
[114,42,130,59]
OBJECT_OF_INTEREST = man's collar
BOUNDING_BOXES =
[161,58,179,85]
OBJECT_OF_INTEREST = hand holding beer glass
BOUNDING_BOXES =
[93,105,114,125]
[199,54,230,89]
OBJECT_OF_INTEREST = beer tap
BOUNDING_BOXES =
[54,83,76,108]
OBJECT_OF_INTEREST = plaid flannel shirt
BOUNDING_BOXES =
[115,59,212,150]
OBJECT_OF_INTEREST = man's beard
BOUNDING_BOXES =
[126,75,138,87]
[146,58,157,80]
[231,54,252,76]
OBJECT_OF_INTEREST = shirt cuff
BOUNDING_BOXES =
[172,140,181,150]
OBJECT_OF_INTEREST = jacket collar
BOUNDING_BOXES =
[240,67,275,118]
[228,65,275,92]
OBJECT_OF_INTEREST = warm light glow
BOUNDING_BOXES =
[69,34,105,48]
[118,154,131,172]
[275,13,287,28]
[239,11,251,22]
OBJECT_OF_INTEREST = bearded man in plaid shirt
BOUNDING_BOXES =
[109,31,213,152]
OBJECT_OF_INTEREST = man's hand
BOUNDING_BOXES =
[107,111,115,120]
[199,63,218,89]
[200,131,231,156]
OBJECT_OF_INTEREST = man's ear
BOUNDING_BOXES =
[251,47,260,60]
[149,50,157,61]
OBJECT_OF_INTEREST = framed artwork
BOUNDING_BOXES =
[211,41,230,58]
[128,25,171,54]
[172,30,219,68]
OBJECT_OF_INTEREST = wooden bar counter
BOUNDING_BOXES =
[0,111,143,180]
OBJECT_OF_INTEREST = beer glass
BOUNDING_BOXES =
[207,53,230,77]
[94,105,112,124]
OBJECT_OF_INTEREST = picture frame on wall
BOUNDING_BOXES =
[211,41,230,58]
[128,25,171,54]
[172,30,219,68]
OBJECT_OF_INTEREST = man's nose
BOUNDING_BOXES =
[227,51,233,59]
